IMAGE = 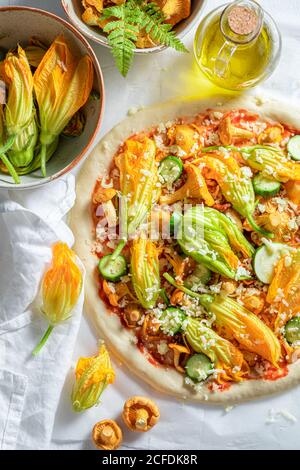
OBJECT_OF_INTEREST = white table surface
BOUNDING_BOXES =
[3,0,300,450]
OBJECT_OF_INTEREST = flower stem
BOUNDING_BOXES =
[40,144,47,177]
[111,239,126,261]
[32,325,54,356]
[0,153,20,184]
[247,212,273,238]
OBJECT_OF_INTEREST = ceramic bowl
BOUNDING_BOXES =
[0,6,104,190]
[62,0,207,53]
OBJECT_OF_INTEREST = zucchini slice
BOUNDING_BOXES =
[253,173,281,197]
[185,353,213,382]
[184,264,211,289]
[159,156,183,184]
[253,242,291,284]
[98,254,127,282]
[285,317,300,345]
[288,135,300,161]
[159,307,186,335]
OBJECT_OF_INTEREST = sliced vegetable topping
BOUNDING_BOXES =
[159,307,186,335]
[252,173,281,197]
[184,263,211,289]
[185,353,213,382]
[253,241,291,284]
[159,155,183,184]
[99,254,127,282]
[285,318,300,345]
[287,135,300,161]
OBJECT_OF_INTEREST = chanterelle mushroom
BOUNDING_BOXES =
[92,419,123,450]
[159,164,214,206]
[155,0,191,26]
[122,396,160,432]
[219,117,254,145]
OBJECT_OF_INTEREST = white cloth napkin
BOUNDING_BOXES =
[0,175,84,450]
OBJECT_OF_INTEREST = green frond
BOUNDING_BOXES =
[101,0,188,76]
[101,3,138,77]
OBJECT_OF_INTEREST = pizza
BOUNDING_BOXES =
[70,97,300,403]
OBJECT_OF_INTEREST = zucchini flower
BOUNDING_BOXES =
[199,295,281,367]
[72,343,115,412]
[116,137,159,238]
[240,145,300,182]
[0,105,20,183]
[205,207,254,259]
[185,317,248,382]
[1,46,37,167]
[177,206,253,280]
[267,249,300,334]
[131,237,160,309]
[33,242,83,356]
[160,164,214,206]
[9,117,39,169]
[33,35,94,176]
[197,152,272,236]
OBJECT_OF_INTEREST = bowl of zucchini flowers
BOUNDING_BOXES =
[0,6,104,189]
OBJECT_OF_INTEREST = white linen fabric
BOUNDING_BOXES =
[0,175,84,449]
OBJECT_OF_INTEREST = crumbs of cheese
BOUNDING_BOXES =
[157,341,169,355]
[235,266,251,279]
[241,166,253,178]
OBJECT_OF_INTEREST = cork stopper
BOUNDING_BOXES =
[228,5,258,36]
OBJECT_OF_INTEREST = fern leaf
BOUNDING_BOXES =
[101,4,139,77]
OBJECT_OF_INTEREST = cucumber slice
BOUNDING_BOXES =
[185,353,213,382]
[253,173,281,197]
[159,156,183,184]
[170,211,182,236]
[253,242,291,284]
[159,307,186,335]
[98,254,127,282]
[288,135,300,161]
[285,317,300,345]
[184,264,211,289]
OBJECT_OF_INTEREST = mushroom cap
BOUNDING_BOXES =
[122,396,160,432]
[92,419,123,450]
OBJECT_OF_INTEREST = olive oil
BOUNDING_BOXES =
[195,18,272,90]
[194,1,281,91]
